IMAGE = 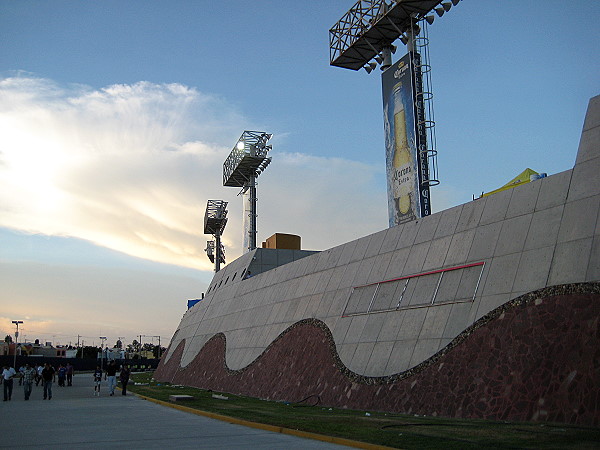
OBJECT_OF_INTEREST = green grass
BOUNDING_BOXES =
[129,372,600,449]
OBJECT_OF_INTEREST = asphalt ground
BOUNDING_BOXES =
[0,375,347,449]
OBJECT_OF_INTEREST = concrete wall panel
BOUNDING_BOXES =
[384,247,410,279]
[558,195,599,243]
[385,339,416,373]
[418,304,452,339]
[349,342,376,374]
[481,253,521,296]
[342,315,369,345]
[364,228,388,258]
[396,308,428,340]
[512,246,554,292]
[409,338,441,367]
[568,156,600,202]
[414,213,441,244]
[363,341,395,376]
[548,238,594,285]
[455,198,485,232]
[395,220,418,249]
[480,189,512,225]
[444,229,475,266]
[350,234,372,263]
[403,241,431,275]
[506,178,541,219]
[376,311,405,341]
[359,314,384,342]
[467,222,502,261]
[434,204,462,238]
[423,236,452,271]
[495,214,532,256]
[380,223,403,251]
[524,205,564,250]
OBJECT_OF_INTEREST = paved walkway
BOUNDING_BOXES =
[0,377,346,449]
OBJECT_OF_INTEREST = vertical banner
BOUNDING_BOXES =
[382,52,431,227]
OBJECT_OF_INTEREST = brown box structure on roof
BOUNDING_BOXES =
[262,233,301,250]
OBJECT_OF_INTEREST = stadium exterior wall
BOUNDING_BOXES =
[156,95,600,425]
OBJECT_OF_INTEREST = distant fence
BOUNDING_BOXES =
[0,355,161,372]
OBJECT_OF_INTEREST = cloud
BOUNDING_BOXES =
[0,75,389,270]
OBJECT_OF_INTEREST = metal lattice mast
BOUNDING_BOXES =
[204,200,228,272]
[223,131,272,253]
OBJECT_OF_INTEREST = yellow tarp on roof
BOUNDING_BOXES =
[482,168,539,197]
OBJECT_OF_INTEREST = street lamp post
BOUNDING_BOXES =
[11,320,23,369]
[150,335,162,358]
[99,336,107,372]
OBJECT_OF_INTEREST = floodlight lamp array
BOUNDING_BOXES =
[205,240,215,263]
[205,240,225,264]
[329,0,461,72]
[203,200,228,235]
[223,131,272,187]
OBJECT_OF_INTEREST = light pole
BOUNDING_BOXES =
[99,336,107,372]
[151,336,162,358]
[11,320,23,369]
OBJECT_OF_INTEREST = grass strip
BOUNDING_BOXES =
[129,372,600,449]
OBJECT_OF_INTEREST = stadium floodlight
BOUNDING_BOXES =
[223,131,272,253]
[329,0,454,71]
[363,61,378,73]
[330,0,452,225]
[204,200,228,271]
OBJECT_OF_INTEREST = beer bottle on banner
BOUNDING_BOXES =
[392,84,413,222]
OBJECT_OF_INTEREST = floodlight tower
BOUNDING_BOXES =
[223,131,272,253]
[204,200,228,272]
[330,0,459,227]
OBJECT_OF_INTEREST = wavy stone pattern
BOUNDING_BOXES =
[155,283,600,426]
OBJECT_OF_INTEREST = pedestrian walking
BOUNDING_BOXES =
[18,365,25,386]
[105,361,118,396]
[93,365,102,396]
[35,364,43,386]
[41,363,56,400]
[2,365,16,401]
[57,364,66,387]
[66,363,74,386]
[22,363,36,400]
[119,365,131,396]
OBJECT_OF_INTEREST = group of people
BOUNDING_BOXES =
[2,360,132,401]
[93,361,131,396]
[2,362,58,401]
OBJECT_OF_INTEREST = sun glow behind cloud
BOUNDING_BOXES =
[0,75,389,272]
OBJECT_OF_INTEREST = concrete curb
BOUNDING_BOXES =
[132,391,396,450]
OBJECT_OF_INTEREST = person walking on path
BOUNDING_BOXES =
[66,363,74,386]
[2,365,16,401]
[41,363,56,400]
[22,363,36,400]
[57,364,66,387]
[105,361,118,396]
[35,364,43,386]
[93,365,102,396]
[18,365,25,386]
[119,365,131,396]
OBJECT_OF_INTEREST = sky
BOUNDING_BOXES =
[1,1,598,349]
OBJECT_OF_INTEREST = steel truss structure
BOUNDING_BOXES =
[204,200,228,270]
[223,131,272,188]
[329,0,444,70]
